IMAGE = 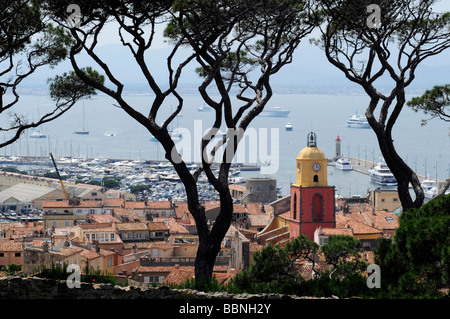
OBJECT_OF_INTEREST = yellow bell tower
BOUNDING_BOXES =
[295,132,328,187]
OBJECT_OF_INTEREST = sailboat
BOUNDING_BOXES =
[75,103,89,135]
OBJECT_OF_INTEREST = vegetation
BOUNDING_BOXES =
[130,184,151,195]
[35,263,118,285]
[226,235,375,298]
[1,167,29,175]
[1,264,24,276]
[0,0,96,149]
[407,84,450,125]
[374,193,450,298]
[169,195,450,299]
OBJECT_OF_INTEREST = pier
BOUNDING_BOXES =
[329,157,447,185]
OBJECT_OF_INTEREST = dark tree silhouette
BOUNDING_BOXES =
[315,0,450,211]
[0,0,96,148]
[44,0,319,285]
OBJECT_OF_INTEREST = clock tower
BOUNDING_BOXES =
[290,132,336,240]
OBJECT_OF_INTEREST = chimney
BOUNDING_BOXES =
[93,240,100,253]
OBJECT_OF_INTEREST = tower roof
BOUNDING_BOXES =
[297,146,326,160]
[297,132,326,160]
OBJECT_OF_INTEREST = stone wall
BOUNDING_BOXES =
[0,276,334,299]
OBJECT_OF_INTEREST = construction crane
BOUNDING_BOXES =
[49,152,69,201]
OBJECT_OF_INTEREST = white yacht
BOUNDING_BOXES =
[421,177,437,192]
[335,158,353,171]
[198,105,211,112]
[346,112,370,128]
[260,106,290,117]
[368,160,397,186]
[30,130,47,138]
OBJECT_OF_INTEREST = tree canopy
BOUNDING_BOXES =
[375,194,450,298]
[314,0,450,212]
[0,0,96,148]
[43,0,320,286]
[407,84,450,125]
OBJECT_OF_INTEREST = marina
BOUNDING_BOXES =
[1,93,449,199]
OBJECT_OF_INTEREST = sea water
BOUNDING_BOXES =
[1,93,449,197]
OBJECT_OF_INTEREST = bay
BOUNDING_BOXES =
[1,93,449,198]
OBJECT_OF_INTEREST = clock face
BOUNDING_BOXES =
[313,163,321,171]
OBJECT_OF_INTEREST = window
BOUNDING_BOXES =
[313,175,319,183]
[64,221,71,227]
[393,198,399,202]
[312,193,323,221]
[107,257,113,268]
[0,253,4,257]
[385,217,395,222]
[293,193,297,220]
[15,253,21,257]
[110,234,115,241]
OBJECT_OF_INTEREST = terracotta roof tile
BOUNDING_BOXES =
[153,218,189,234]
[42,200,103,208]
[163,266,195,285]
[147,222,170,231]
[102,198,125,207]
[124,201,146,209]
[0,240,22,252]
[115,222,149,232]
[147,201,173,210]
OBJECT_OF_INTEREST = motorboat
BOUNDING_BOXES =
[198,105,211,112]
[260,106,290,117]
[335,158,353,171]
[30,131,46,138]
[421,176,437,192]
[285,122,293,131]
[346,112,370,128]
[368,160,397,186]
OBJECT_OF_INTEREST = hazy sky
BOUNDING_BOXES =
[16,1,450,92]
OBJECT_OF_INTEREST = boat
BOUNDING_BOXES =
[75,103,89,135]
[420,176,438,199]
[346,112,370,128]
[335,158,353,171]
[260,106,290,117]
[104,132,117,137]
[30,130,46,138]
[198,105,211,112]
[285,122,293,131]
[368,160,397,186]
[421,176,437,192]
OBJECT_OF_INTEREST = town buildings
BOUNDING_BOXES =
[0,144,402,286]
